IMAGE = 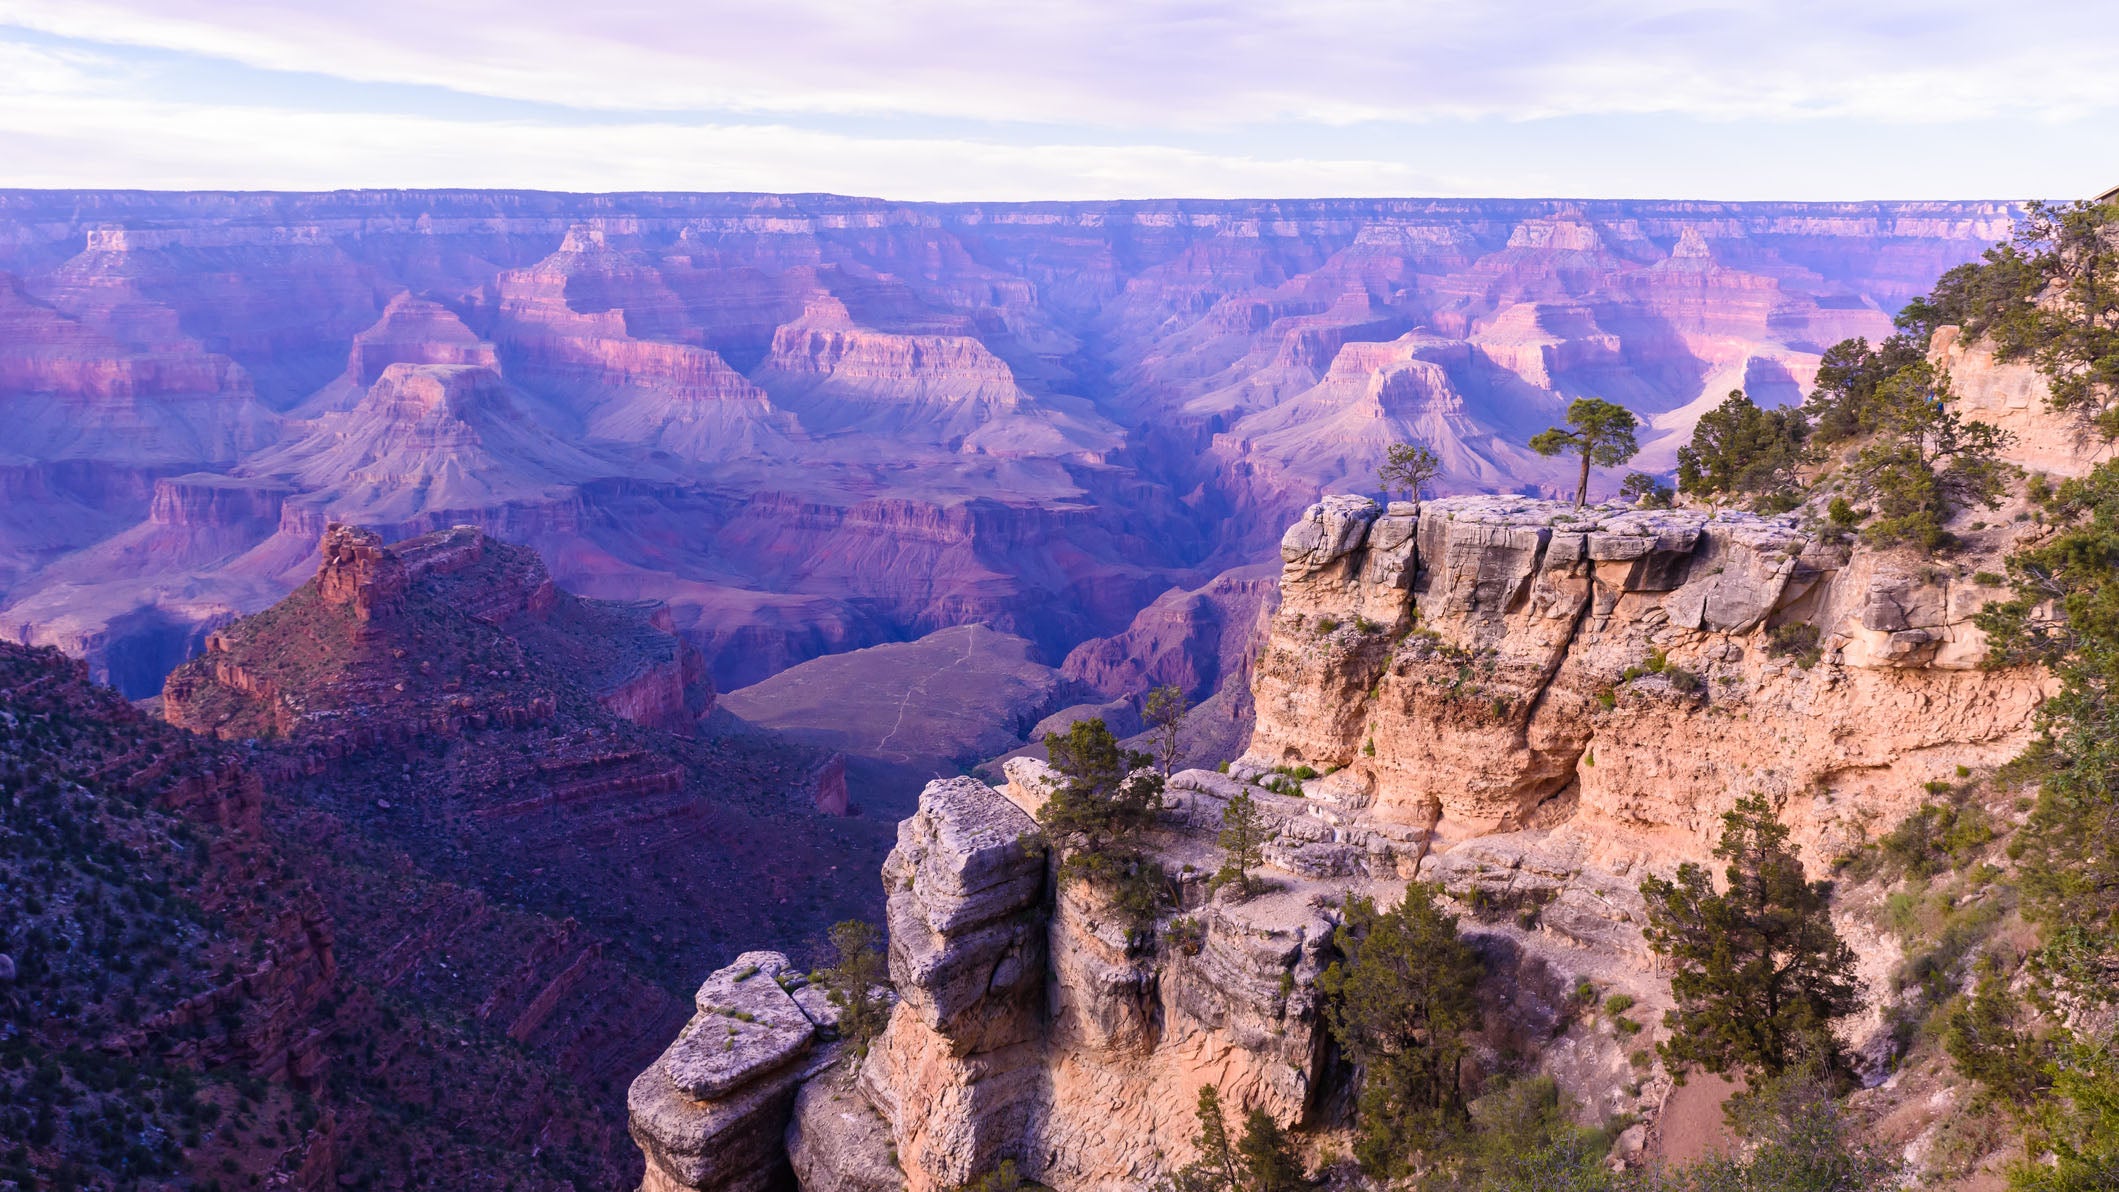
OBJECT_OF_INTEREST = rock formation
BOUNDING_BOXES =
[635,448,2060,1190]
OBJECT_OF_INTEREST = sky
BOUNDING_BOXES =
[0,0,2113,201]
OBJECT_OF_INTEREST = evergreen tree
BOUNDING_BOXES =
[1428,1077,1617,1192]
[822,919,890,1054]
[1319,883,1484,1176]
[1379,441,1443,501]
[1804,332,1932,444]
[1529,398,1640,507]
[1638,794,1861,1083]
[1038,718,1166,927]
[1965,456,2119,1191]
[1145,683,1190,776]
[1236,1108,1305,1192]
[1847,361,2014,549]
[1906,199,2119,435]
[1674,389,1811,510]
[1179,1085,1243,1192]
[1621,471,1675,509]
[1214,789,1271,899]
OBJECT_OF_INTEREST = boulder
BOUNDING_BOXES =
[629,951,819,1192]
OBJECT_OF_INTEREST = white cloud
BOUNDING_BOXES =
[2,0,2113,127]
[0,2,2111,198]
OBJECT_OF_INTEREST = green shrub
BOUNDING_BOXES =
[1766,622,1824,668]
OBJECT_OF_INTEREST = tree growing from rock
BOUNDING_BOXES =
[822,918,890,1055]
[1214,788,1271,899]
[1319,883,1485,1177]
[1174,1085,1243,1192]
[1674,389,1811,511]
[1639,793,1861,1084]
[1167,1086,1308,1192]
[1529,398,1640,507]
[1802,336,2015,550]
[1904,198,2118,436]
[1039,717,1167,927]
[1379,441,1443,502]
[1236,1109,1306,1192]
[1145,683,1190,776]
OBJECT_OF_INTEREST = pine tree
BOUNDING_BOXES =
[1319,883,1484,1176]
[1638,794,1861,1082]
[1144,683,1190,776]
[822,919,889,1054]
[1529,398,1640,507]
[1189,1085,1243,1192]
[1039,718,1166,927]
[1378,441,1442,501]
[1674,389,1810,511]
[1237,1108,1305,1192]
[1214,789,1270,899]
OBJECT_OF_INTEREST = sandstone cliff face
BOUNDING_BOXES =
[1245,494,2045,874]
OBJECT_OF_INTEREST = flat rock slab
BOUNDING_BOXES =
[663,951,815,1099]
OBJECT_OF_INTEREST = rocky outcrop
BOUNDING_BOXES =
[648,466,2056,1191]
[166,523,713,741]
[1247,493,2045,865]
[631,952,832,1192]
[1932,324,2114,479]
[316,524,409,622]
[638,767,1361,1192]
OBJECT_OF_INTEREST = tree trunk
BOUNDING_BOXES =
[1575,452,1591,507]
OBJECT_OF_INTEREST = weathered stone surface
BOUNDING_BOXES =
[1247,493,2048,856]
[630,952,822,1191]
[666,953,815,1099]
[787,1065,906,1192]
[1277,493,1378,570]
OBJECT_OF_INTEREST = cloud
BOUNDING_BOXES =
[4,0,2115,127]
[0,2,2111,198]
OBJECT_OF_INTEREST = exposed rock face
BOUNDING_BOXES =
[632,952,829,1192]
[316,524,409,621]
[1249,493,2045,864]
[1060,564,1279,704]
[1932,324,2113,479]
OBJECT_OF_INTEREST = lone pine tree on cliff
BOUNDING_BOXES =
[1529,398,1641,507]
[1378,441,1442,502]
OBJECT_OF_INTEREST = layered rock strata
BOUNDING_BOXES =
[1246,493,2046,871]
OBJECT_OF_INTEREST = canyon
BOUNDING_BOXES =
[0,188,2067,1191]
[0,191,2014,723]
